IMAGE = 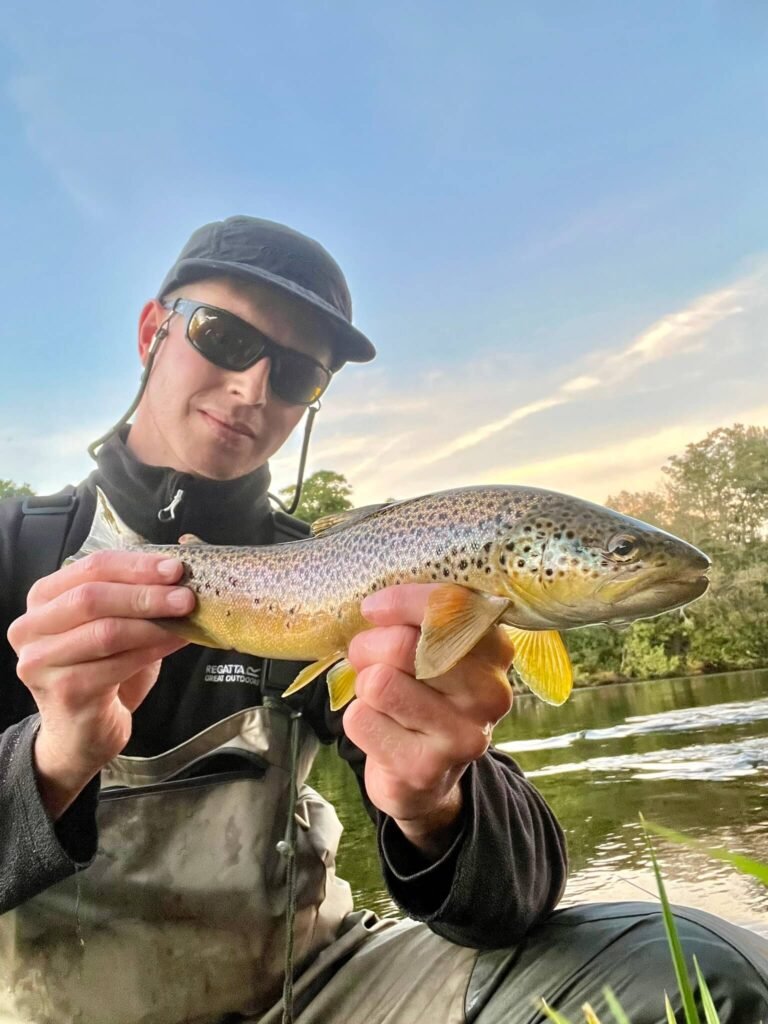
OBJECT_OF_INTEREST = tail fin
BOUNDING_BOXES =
[66,487,146,563]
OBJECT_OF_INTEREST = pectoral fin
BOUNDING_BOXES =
[415,585,511,679]
[156,617,226,649]
[282,650,346,699]
[178,533,207,545]
[501,626,573,705]
[326,659,358,711]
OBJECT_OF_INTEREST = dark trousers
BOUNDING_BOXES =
[468,902,768,1023]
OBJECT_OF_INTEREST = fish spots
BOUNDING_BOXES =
[517,560,525,568]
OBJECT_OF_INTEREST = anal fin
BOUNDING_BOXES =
[282,650,346,699]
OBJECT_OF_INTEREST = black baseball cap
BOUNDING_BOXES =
[157,215,376,368]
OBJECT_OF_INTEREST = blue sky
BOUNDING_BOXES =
[2,1,767,504]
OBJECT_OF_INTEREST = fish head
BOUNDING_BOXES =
[491,491,710,628]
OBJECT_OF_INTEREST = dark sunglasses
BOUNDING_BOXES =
[163,298,332,406]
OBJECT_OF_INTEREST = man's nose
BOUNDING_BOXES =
[228,356,271,405]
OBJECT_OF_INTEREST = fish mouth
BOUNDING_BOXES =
[594,562,710,615]
[606,571,710,618]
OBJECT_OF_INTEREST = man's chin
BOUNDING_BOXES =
[184,440,267,481]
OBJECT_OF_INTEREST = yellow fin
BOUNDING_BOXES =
[326,659,358,711]
[415,585,510,680]
[178,533,207,545]
[501,626,573,705]
[282,651,345,699]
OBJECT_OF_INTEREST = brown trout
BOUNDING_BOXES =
[74,485,710,708]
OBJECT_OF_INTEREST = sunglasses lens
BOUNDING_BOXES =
[269,349,330,405]
[185,305,330,405]
[188,308,264,371]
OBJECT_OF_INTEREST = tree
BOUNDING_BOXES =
[662,424,768,548]
[0,479,35,500]
[605,488,671,531]
[279,470,353,524]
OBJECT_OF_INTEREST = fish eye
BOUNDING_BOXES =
[606,533,641,562]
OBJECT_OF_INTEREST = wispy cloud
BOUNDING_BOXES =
[7,74,110,220]
[293,261,768,504]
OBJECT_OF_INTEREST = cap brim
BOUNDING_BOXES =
[158,257,376,366]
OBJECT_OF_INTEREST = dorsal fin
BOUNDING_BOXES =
[311,501,398,537]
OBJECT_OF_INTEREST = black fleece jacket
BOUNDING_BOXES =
[0,431,567,948]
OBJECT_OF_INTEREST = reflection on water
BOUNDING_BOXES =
[308,668,768,924]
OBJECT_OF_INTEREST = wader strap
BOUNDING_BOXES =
[278,707,303,1024]
[17,487,78,602]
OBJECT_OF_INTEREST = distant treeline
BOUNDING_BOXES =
[567,423,768,685]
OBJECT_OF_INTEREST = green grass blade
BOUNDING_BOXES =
[665,994,678,1023]
[603,987,632,1024]
[693,956,722,1024]
[539,998,576,1024]
[643,820,768,887]
[640,817,702,1024]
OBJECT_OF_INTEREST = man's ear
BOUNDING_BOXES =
[138,300,169,365]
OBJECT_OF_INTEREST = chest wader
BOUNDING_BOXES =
[0,699,353,1024]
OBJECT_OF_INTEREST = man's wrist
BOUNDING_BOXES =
[33,730,101,822]
[392,785,464,862]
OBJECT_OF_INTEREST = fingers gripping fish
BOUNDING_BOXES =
[69,486,710,710]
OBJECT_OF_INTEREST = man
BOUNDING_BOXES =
[1,216,767,1024]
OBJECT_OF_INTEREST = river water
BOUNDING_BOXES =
[308,668,768,925]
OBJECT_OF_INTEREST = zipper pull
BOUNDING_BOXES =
[158,488,185,522]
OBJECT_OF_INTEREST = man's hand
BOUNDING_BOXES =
[344,584,514,861]
[7,551,195,820]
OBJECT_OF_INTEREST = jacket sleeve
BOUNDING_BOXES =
[0,497,99,914]
[303,683,568,949]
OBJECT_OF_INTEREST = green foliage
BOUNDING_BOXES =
[575,423,768,685]
[279,469,353,524]
[0,479,35,500]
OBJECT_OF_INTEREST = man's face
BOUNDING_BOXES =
[130,277,336,480]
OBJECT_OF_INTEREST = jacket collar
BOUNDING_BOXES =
[88,428,274,546]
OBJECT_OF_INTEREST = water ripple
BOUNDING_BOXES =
[520,735,768,781]
[500,696,768,754]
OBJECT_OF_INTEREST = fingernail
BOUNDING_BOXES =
[167,587,191,610]
[158,558,181,578]
[361,593,382,617]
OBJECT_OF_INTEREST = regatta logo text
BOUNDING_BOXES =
[204,663,262,686]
